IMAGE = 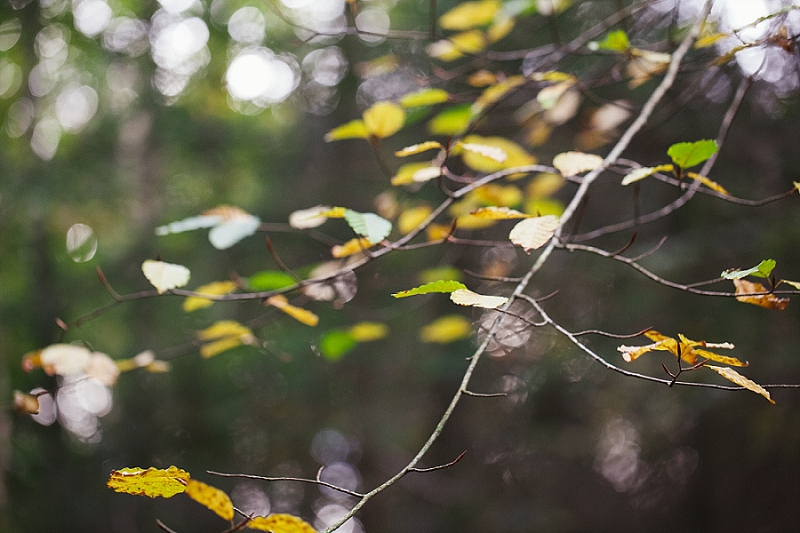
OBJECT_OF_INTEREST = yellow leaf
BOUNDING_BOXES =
[457,142,508,163]
[473,76,525,112]
[781,279,800,290]
[526,172,564,199]
[469,206,530,219]
[450,288,508,309]
[470,183,523,207]
[106,466,190,498]
[509,215,560,252]
[398,205,433,234]
[117,350,156,372]
[439,0,500,30]
[460,135,536,173]
[487,15,515,42]
[142,260,191,294]
[685,172,728,195]
[394,141,443,157]
[694,32,728,49]
[420,314,472,343]
[621,164,673,186]
[331,237,372,258]
[426,223,453,241]
[247,514,317,533]
[427,30,485,61]
[552,151,604,177]
[320,206,348,218]
[399,89,449,108]
[355,54,399,78]
[706,365,775,404]
[733,279,789,310]
[348,322,389,342]
[324,119,368,142]
[266,295,319,327]
[391,162,440,186]
[183,281,238,312]
[185,479,234,521]
[536,81,575,110]
[198,320,253,340]
[525,198,565,217]
[468,70,497,86]
[200,336,246,359]
[363,101,405,138]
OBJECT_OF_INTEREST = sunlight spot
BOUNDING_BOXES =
[318,462,360,500]
[228,6,265,44]
[4,98,34,138]
[158,0,197,14]
[30,389,57,426]
[56,84,98,132]
[0,18,22,52]
[73,0,113,37]
[355,7,390,44]
[31,117,61,160]
[303,46,347,87]
[226,48,298,105]
[103,17,149,56]
[0,61,22,98]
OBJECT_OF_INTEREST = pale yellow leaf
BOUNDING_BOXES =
[39,344,92,376]
[427,30,485,61]
[348,322,389,342]
[537,81,574,110]
[694,32,728,48]
[450,288,508,309]
[398,205,433,235]
[331,237,372,258]
[324,120,368,142]
[473,76,525,111]
[469,206,530,219]
[289,205,334,229]
[198,320,253,341]
[419,314,472,343]
[621,166,658,185]
[142,260,191,294]
[266,295,319,327]
[468,70,497,86]
[185,479,234,521]
[363,102,405,138]
[117,350,155,372]
[247,514,317,533]
[460,135,535,173]
[526,172,564,199]
[412,166,443,183]
[781,279,800,290]
[686,172,728,195]
[183,281,238,312]
[439,0,500,30]
[458,142,508,163]
[392,162,438,186]
[509,215,560,252]
[552,151,604,177]
[487,15,514,42]
[200,336,245,359]
[706,365,775,404]
[394,141,443,157]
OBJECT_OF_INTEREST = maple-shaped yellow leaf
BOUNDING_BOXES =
[706,365,775,404]
[733,278,789,310]
[247,514,317,533]
[363,101,405,138]
[185,479,234,521]
[183,281,238,312]
[107,466,190,498]
[266,295,319,327]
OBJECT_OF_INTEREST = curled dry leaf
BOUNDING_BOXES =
[706,365,775,404]
[552,151,603,177]
[733,278,789,311]
[509,215,560,253]
[450,288,508,309]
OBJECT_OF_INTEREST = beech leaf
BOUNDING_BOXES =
[331,237,373,258]
[450,288,508,309]
[439,0,500,30]
[781,279,800,290]
[667,139,718,169]
[552,151,604,177]
[348,321,389,342]
[266,295,319,327]
[419,314,472,343]
[685,172,728,195]
[183,281,238,312]
[721,259,777,280]
[426,30,485,61]
[706,365,775,404]
[458,142,508,163]
[289,205,333,229]
[198,320,254,358]
[247,514,317,533]
[733,279,789,310]
[399,89,450,108]
[392,280,467,298]
[509,215,560,252]
[142,260,191,294]
[428,103,474,135]
[106,466,190,498]
[469,206,530,219]
[343,210,392,244]
[395,141,443,157]
[185,479,234,521]
[324,119,368,142]
[362,101,406,138]
[621,165,672,185]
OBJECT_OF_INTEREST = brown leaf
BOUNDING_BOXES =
[733,279,789,310]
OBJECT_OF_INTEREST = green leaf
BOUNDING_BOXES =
[343,210,393,244]
[721,259,777,280]
[400,88,450,108]
[596,29,630,52]
[319,330,358,361]
[667,139,718,169]
[247,271,297,291]
[428,103,473,135]
[392,280,467,298]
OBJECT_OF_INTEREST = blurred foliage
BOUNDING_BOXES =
[2,1,800,533]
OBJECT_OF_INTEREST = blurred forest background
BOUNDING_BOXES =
[2,0,800,532]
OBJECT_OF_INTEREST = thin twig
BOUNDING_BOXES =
[407,450,467,473]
